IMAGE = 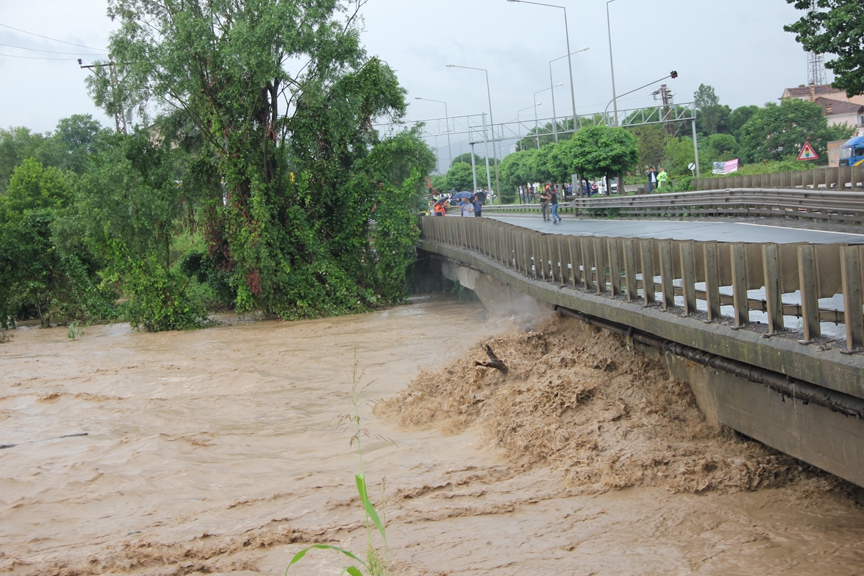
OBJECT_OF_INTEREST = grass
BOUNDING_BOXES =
[285,355,391,576]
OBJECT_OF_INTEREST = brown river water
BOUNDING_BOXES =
[2,296,864,575]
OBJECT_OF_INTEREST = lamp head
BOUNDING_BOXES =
[446,64,455,68]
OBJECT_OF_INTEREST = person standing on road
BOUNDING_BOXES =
[647,167,657,193]
[540,185,552,221]
[657,167,668,191]
[472,190,486,217]
[550,185,562,224]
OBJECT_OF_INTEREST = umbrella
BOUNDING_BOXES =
[452,191,474,200]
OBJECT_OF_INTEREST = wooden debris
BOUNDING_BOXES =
[474,343,509,375]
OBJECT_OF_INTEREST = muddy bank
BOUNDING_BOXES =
[1,299,863,575]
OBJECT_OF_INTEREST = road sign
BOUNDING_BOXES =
[798,142,819,161]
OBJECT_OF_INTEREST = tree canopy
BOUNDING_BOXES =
[738,98,852,163]
[785,0,864,96]
[81,0,435,323]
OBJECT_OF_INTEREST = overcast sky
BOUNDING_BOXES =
[0,0,817,168]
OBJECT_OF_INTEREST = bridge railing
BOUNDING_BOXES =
[693,166,864,192]
[420,216,864,351]
[483,188,864,224]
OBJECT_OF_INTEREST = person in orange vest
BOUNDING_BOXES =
[433,198,447,216]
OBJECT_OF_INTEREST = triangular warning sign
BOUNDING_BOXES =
[798,142,819,161]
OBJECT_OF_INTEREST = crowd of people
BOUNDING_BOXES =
[429,189,490,218]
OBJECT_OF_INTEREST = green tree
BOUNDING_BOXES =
[785,0,864,96]
[738,98,852,163]
[566,125,639,186]
[706,133,739,163]
[0,127,47,192]
[445,162,476,191]
[88,0,433,322]
[0,159,72,326]
[727,105,760,140]
[630,124,669,172]
[499,148,538,201]
[450,152,484,168]
[695,84,723,136]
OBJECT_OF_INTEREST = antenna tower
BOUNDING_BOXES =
[806,0,827,86]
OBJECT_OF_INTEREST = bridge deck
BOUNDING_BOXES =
[487,214,864,245]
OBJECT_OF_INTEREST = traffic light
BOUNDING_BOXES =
[670,70,678,79]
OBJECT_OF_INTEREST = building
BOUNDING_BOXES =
[781,83,864,133]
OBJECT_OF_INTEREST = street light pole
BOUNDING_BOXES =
[534,83,563,148]
[606,0,619,126]
[415,96,452,170]
[514,103,542,150]
[549,47,589,141]
[507,0,578,134]
[446,64,500,201]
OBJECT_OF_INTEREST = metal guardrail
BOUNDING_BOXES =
[693,166,864,193]
[484,188,864,223]
[420,216,864,351]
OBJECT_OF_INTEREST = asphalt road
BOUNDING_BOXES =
[487,214,864,245]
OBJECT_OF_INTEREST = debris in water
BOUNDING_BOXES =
[474,343,508,374]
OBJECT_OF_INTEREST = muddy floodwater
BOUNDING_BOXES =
[2,297,864,575]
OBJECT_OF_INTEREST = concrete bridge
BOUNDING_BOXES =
[418,215,864,488]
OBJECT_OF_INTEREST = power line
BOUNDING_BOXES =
[0,53,81,61]
[0,41,104,56]
[0,22,108,52]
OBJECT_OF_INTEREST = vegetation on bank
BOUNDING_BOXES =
[0,1,435,333]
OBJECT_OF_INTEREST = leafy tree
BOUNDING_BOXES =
[664,136,699,175]
[499,148,538,201]
[629,125,669,173]
[62,131,208,331]
[727,105,760,140]
[42,115,106,175]
[445,162,476,191]
[565,125,639,186]
[0,159,72,326]
[706,133,739,163]
[785,0,864,96]
[450,152,484,168]
[0,127,47,192]
[87,0,434,323]
[738,98,852,163]
[694,84,723,135]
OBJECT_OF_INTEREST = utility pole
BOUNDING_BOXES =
[79,59,128,134]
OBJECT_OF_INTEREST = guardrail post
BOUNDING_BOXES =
[704,243,721,321]
[731,243,749,327]
[840,166,852,190]
[594,237,607,293]
[841,246,864,350]
[569,237,581,287]
[659,240,675,310]
[545,236,556,283]
[531,234,539,280]
[582,238,594,291]
[680,242,697,315]
[763,244,785,333]
[607,238,622,296]
[797,245,821,341]
[791,172,802,188]
[624,239,638,301]
[641,240,656,305]
[556,236,566,285]
[853,166,864,189]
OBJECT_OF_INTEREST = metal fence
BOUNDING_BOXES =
[484,188,864,224]
[420,216,864,351]
[693,166,864,192]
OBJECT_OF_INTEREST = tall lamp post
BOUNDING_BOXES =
[514,103,542,150]
[534,83,563,149]
[446,64,500,201]
[415,96,452,171]
[606,0,619,126]
[507,0,578,134]
[549,47,589,141]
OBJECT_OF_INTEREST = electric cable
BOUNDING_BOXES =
[0,22,108,52]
